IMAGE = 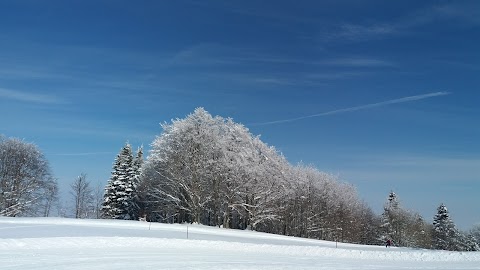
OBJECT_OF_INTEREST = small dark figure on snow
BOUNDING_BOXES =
[386,239,392,248]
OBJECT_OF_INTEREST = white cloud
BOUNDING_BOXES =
[0,88,66,104]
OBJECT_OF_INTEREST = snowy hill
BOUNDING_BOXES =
[0,217,479,269]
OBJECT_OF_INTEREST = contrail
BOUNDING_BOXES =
[250,91,450,126]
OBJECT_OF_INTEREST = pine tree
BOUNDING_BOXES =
[102,143,136,219]
[381,192,402,244]
[432,203,459,251]
[129,146,144,220]
[133,146,143,183]
[460,233,480,251]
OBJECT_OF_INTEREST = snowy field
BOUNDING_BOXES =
[0,217,479,269]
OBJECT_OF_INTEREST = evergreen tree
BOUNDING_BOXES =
[460,233,480,251]
[470,225,480,247]
[130,146,144,220]
[380,191,403,244]
[432,203,460,251]
[102,143,136,219]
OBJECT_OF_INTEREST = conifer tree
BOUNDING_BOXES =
[133,146,143,182]
[381,192,402,244]
[102,143,136,219]
[129,146,144,220]
[432,203,459,250]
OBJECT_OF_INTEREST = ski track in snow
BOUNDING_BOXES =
[0,217,479,270]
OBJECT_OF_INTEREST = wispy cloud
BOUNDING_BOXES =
[52,152,116,156]
[431,3,480,25]
[319,58,396,68]
[166,43,239,68]
[306,71,370,80]
[324,2,480,42]
[328,23,396,42]
[0,67,67,80]
[0,88,66,104]
[337,153,480,186]
[250,91,450,126]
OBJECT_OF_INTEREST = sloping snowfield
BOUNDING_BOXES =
[0,217,479,269]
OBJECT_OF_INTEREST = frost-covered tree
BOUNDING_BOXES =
[141,108,289,228]
[432,203,460,251]
[274,164,378,244]
[405,213,432,249]
[142,108,230,223]
[140,108,377,244]
[102,143,136,219]
[0,136,57,217]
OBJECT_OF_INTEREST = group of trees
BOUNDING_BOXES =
[1,108,479,251]
[380,192,431,248]
[432,203,479,251]
[133,108,375,244]
[0,135,104,219]
[380,191,478,251]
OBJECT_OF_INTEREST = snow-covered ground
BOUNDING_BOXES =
[0,217,479,269]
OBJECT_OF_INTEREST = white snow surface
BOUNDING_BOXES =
[0,217,479,269]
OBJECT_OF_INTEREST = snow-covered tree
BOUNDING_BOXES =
[142,108,227,223]
[130,146,144,219]
[459,233,480,251]
[102,143,136,219]
[470,225,480,246]
[432,203,460,251]
[140,108,377,244]
[0,136,57,217]
[141,108,289,227]
[431,204,479,251]
[405,213,432,249]
[133,146,143,181]
[380,192,431,248]
[381,192,403,244]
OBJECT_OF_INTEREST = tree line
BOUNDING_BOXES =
[99,108,479,251]
[1,109,479,251]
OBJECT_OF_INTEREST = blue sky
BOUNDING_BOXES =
[0,0,479,229]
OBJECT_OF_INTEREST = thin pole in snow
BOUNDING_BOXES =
[187,225,189,239]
